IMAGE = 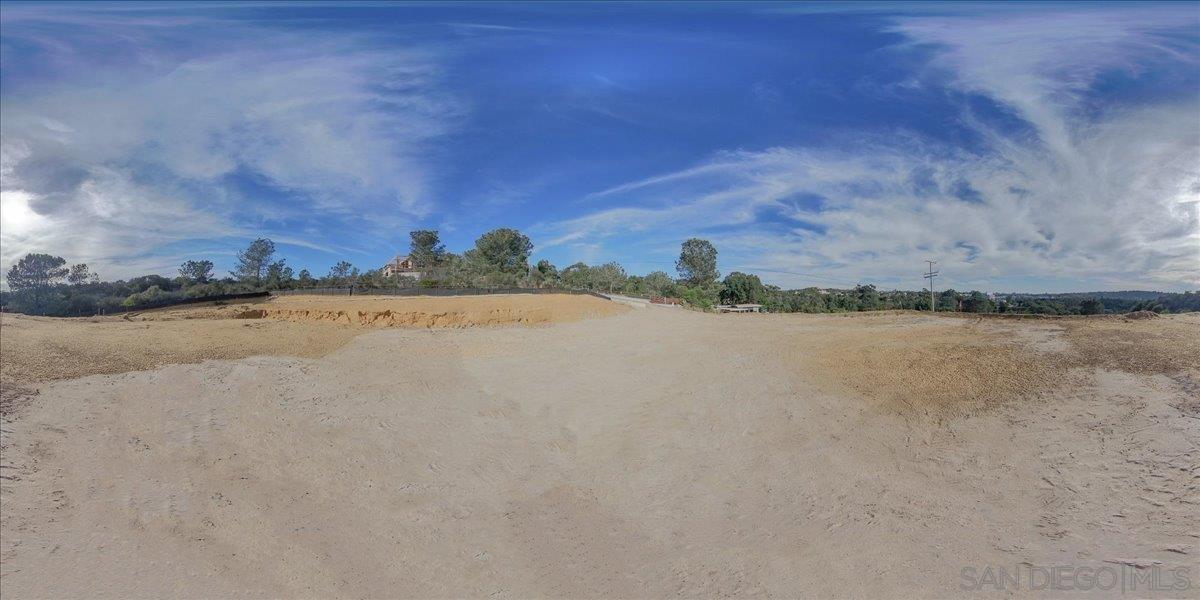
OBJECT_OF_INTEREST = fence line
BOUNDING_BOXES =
[106,291,270,314]
[106,286,611,315]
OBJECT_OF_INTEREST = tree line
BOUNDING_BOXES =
[3,228,1197,316]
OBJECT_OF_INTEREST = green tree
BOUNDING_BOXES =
[676,238,719,286]
[854,284,881,311]
[232,238,276,284]
[560,262,593,289]
[409,230,446,269]
[678,285,719,310]
[534,259,559,287]
[7,253,69,291]
[762,287,828,313]
[643,271,676,297]
[264,259,294,289]
[66,263,93,285]
[595,262,628,293]
[470,228,533,274]
[122,285,181,308]
[938,289,961,312]
[721,272,765,304]
[962,291,996,313]
[826,290,860,312]
[6,253,69,314]
[179,259,214,284]
[297,269,315,288]
[1079,298,1103,315]
[327,261,358,286]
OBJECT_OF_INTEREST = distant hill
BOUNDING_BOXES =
[1001,290,1166,301]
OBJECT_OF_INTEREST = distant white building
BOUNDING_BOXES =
[716,304,764,313]
[382,255,423,280]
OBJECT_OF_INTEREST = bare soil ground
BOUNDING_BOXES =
[0,294,625,413]
[1,295,1196,598]
[223,292,626,327]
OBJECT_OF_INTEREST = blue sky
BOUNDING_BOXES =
[1,1,1197,292]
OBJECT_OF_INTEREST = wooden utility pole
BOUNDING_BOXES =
[923,260,939,313]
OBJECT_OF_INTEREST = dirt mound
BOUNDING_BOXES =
[0,313,363,415]
[0,294,627,414]
[229,293,627,328]
[234,307,564,328]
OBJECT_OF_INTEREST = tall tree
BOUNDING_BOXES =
[535,259,558,278]
[722,272,765,304]
[6,253,69,314]
[264,259,294,289]
[855,284,881,311]
[595,262,628,293]
[327,261,357,285]
[232,238,276,283]
[408,230,446,269]
[471,228,532,274]
[534,259,559,287]
[938,289,961,312]
[7,253,69,291]
[560,262,592,289]
[66,263,93,285]
[962,291,996,313]
[179,259,214,284]
[676,238,719,287]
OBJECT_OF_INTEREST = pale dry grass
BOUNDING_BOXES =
[1060,313,1200,376]
[802,312,1199,417]
[804,317,1070,417]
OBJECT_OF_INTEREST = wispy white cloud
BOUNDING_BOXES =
[1,7,459,280]
[538,5,1200,292]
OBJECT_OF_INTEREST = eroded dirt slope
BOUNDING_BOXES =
[0,293,627,413]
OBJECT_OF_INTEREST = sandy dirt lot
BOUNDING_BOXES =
[1,294,1196,598]
[0,294,625,412]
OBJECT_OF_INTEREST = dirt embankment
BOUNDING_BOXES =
[225,293,626,328]
[0,314,362,413]
[0,293,626,413]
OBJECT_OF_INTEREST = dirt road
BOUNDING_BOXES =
[1,297,1196,597]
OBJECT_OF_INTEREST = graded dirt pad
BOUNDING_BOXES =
[1,306,1197,598]
[150,293,628,328]
[0,313,362,414]
[0,294,627,414]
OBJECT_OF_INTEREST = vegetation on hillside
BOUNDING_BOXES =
[3,230,1198,317]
